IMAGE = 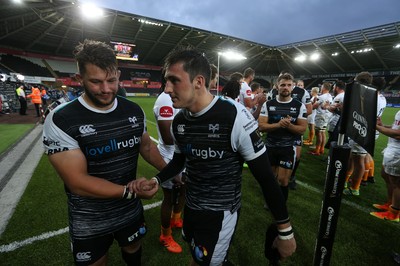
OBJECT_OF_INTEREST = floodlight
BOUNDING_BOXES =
[81,3,104,19]
[310,53,320,61]
[216,50,246,95]
[295,55,306,62]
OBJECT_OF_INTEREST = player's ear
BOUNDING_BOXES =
[193,75,205,89]
[75,73,82,84]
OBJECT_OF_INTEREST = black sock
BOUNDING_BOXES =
[291,160,300,178]
[281,185,289,202]
[121,246,142,266]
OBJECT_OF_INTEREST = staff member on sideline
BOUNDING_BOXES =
[16,85,27,115]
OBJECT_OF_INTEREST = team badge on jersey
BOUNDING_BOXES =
[246,89,252,96]
[160,106,173,117]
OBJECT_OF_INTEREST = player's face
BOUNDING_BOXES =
[278,79,293,98]
[77,63,120,110]
[297,81,304,88]
[209,74,218,90]
[164,62,196,109]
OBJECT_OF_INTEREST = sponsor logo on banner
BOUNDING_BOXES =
[344,82,377,155]
[330,160,342,197]
[320,246,328,264]
[324,207,335,237]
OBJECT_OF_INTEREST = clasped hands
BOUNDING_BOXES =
[279,116,292,128]
[126,177,159,199]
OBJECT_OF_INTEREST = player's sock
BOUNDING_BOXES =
[161,226,172,236]
[291,160,300,179]
[280,185,289,202]
[121,246,142,266]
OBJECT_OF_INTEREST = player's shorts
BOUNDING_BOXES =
[307,112,316,124]
[315,115,329,130]
[348,138,367,155]
[294,136,303,147]
[182,206,239,266]
[327,115,339,133]
[71,212,146,265]
[382,148,400,176]
[267,146,296,169]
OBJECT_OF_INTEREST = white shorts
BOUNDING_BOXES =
[382,148,400,176]
[348,138,367,155]
[307,112,316,124]
[315,115,329,130]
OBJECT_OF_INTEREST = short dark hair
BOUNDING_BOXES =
[277,73,294,83]
[230,72,243,82]
[221,80,241,99]
[335,80,346,90]
[74,39,118,76]
[250,82,260,92]
[243,67,255,78]
[164,47,211,88]
[355,71,373,85]
[372,76,386,91]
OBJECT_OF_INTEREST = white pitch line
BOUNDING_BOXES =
[0,129,161,254]
[0,201,162,253]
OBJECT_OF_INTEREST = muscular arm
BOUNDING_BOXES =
[286,118,307,135]
[376,124,400,140]
[247,151,296,257]
[158,119,174,145]
[258,116,281,132]
[49,149,125,198]
[139,132,166,171]
[305,103,312,116]
[244,96,259,109]
[247,151,289,224]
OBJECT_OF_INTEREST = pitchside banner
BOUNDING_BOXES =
[341,82,378,155]
[313,143,351,266]
[314,81,378,265]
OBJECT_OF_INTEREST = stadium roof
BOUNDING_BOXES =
[1,0,400,78]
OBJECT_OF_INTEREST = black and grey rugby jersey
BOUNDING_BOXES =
[172,96,265,212]
[291,86,311,105]
[260,98,307,148]
[43,96,146,239]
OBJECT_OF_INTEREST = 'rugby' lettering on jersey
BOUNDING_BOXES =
[192,147,224,159]
[85,137,141,156]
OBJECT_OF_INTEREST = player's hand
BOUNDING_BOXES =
[376,117,383,126]
[273,237,296,259]
[127,178,158,199]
